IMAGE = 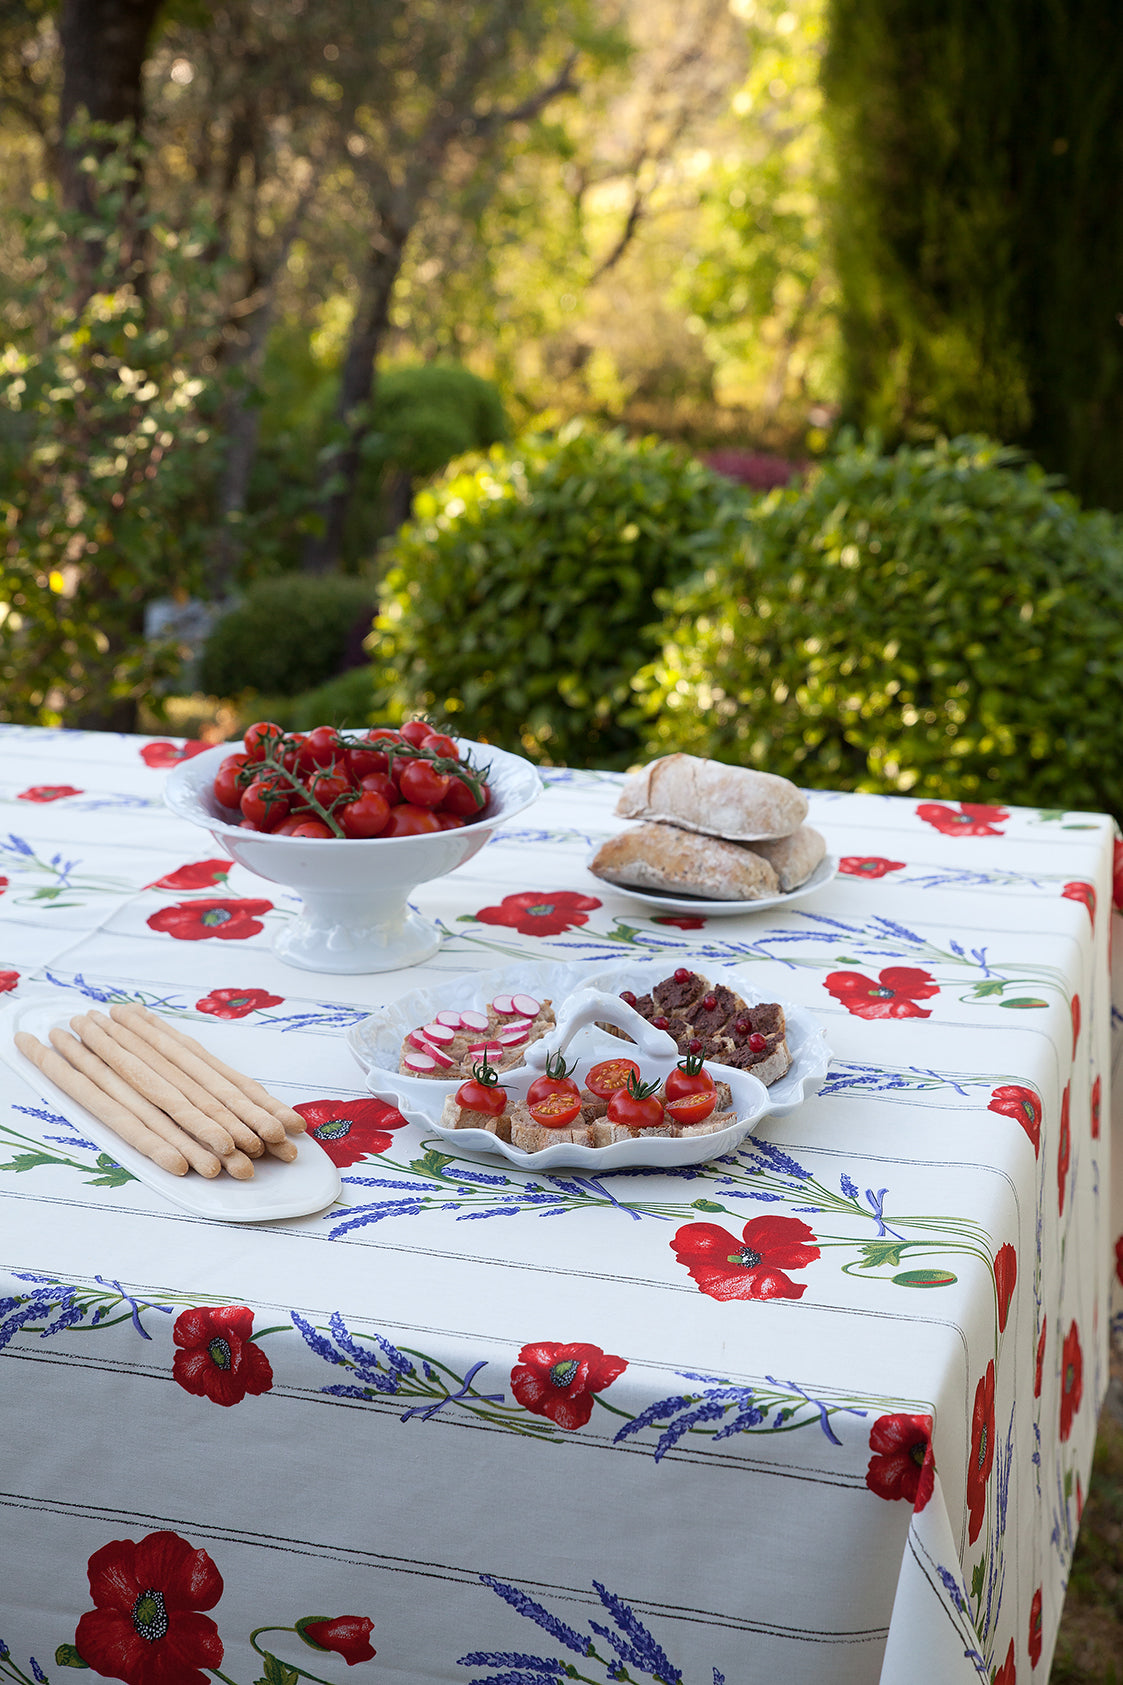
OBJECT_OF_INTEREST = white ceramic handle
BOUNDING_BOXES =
[522,988,676,1070]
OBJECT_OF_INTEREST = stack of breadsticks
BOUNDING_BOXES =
[15,1004,306,1180]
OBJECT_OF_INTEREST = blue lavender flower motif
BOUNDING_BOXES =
[291,1309,413,1397]
[31,1658,47,1683]
[478,1576,591,1656]
[457,1658,565,1681]
[840,1173,859,1199]
[936,1565,967,1614]
[744,1139,811,1181]
[591,1581,681,1684]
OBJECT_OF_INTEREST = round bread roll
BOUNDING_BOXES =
[615,754,807,841]
[743,824,827,891]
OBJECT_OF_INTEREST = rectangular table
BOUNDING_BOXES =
[1,726,1119,1685]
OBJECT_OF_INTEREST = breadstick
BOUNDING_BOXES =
[16,1031,189,1176]
[85,1011,265,1160]
[129,1005,306,1132]
[70,1013,240,1159]
[265,1136,299,1163]
[48,1028,223,1178]
[111,1004,286,1144]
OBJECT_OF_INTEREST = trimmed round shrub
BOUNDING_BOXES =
[374,423,747,766]
[199,575,377,700]
[633,435,1123,816]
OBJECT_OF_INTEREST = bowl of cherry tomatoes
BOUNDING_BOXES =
[163,719,542,974]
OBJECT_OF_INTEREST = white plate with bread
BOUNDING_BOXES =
[588,753,835,911]
[347,956,831,1168]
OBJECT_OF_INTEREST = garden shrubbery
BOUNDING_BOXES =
[373,422,746,766]
[199,574,376,701]
[633,434,1123,816]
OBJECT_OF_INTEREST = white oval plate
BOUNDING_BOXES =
[585,852,838,917]
[0,997,341,1222]
[347,956,832,1167]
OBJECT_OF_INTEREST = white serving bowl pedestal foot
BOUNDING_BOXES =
[273,887,441,974]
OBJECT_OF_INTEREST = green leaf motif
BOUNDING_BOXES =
[261,1651,301,1685]
[55,1645,89,1669]
[856,1240,908,1269]
[692,1198,727,1213]
[998,998,1048,1009]
[892,1268,958,1288]
[971,1556,986,1603]
[410,1150,456,1178]
[969,980,1008,998]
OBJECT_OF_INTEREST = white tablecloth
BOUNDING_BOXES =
[0,726,1119,1685]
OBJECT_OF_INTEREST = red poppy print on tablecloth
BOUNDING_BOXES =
[864,1413,935,1512]
[824,966,939,1020]
[139,740,209,770]
[297,1616,377,1666]
[993,1639,1016,1685]
[671,1214,820,1302]
[0,971,19,995]
[1091,1074,1101,1140]
[653,914,707,930]
[0,876,7,896]
[916,802,1008,838]
[474,890,601,937]
[148,860,231,892]
[966,1361,995,1544]
[195,988,283,1020]
[1071,994,1081,1056]
[172,1305,274,1407]
[994,1244,1017,1334]
[1035,1317,1047,1399]
[510,1340,627,1430]
[147,898,272,942]
[1028,1587,1043,1668]
[294,1098,408,1168]
[1059,1321,1083,1441]
[988,1084,1042,1157]
[1061,881,1096,926]
[838,856,906,879]
[18,784,81,803]
[75,1529,224,1685]
[1057,1083,1071,1215]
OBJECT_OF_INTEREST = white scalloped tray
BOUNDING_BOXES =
[347,957,832,1168]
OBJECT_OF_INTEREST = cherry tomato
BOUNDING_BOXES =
[526,1053,581,1110]
[337,791,391,838]
[421,731,459,760]
[288,819,333,838]
[442,775,489,817]
[354,727,403,775]
[434,812,465,829]
[665,1090,718,1126]
[359,771,399,806]
[400,719,434,747]
[529,1091,583,1129]
[455,1060,507,1116]
[298,725,343,773]
[345,743,389,781]
[307,769,354,809]
[383,803,442,837]
[240,772,292,831]
[585,1058,641,1101]
[243,720,284,762]
[664,1054,717,1107]
[281,733,307,773]
[606,1072,664,1130]
[399,758,452,808]
[213,752,250,810]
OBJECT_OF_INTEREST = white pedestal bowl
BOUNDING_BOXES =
[163,736,543,974]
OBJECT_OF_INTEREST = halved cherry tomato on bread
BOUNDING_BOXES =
[529,1091,583,1129]
[526,1052,580,1109]
[665,1090,718,1126]
[664,1053,717,1106]
[455,1059,507,1116]
[585,1058,640,1100]
[399,758,452,808]
[606,1071,664,1130]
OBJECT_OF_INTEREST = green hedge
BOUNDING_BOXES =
[373,423,746,766]
[632,435,1123,816]
[199,574,376,700]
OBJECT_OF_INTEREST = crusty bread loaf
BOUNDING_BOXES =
[590,822,780,901]
[616,754,807,842]
[743,824,826,892]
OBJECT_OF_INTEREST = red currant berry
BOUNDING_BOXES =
[674,967,692,984]
[702,994,717,1012]
[748,1032,767,1052]
[620,990,637,1007]
[688,1038,703,1055]
[652,1015,670,1031]
[735,1016,753,1036]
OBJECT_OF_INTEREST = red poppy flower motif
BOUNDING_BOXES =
[1059,1321,1083,1441]
[1061,881,1096,926]
[510,1340,627,1430]
[671,1214,820,1302]
[993,1639,1016,1685]
[18,784,82,803]
[0,876,7,895]
[75,1530,224,1685]
[1070,994,1081,1056]
[1028,1587,1043,1667]
[294,1098,408,1167]
[1114,839,1123,912]
[1076,1474,1084,1523]
[987,1084,1042,1157]
[824,966,939,1020]
[838,856,906,878]
[653,914,707,930]
[1034,1317,1047,1399]
[474,890,601,937]
[1116,1235,1123,1287]
[864,1413,935,1511]
[172,1306,274,1407]
[139,740,209,769]
[966,1361,995,1544]
[1057,1082,1071,1215]
[297,1616,376,1666]
[916,802,1008,838]
[0,970,19,995]
[148,860,232,892]
[1091,1074,1101,1140]
[147,898,273,942]
[195,988,283,1020]
[994,1243,1017,1334]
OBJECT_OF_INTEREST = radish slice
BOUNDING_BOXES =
[467,1040,505,1062]
[435,1010,463,1028]
[510,993,541,1018]
[403,1049,439,1073]
[459,1008,490,1032]
[406,1031,453,1067]
[496,1023,529,1046]
[490,993,517,1016]
[420,1020,456,1046]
